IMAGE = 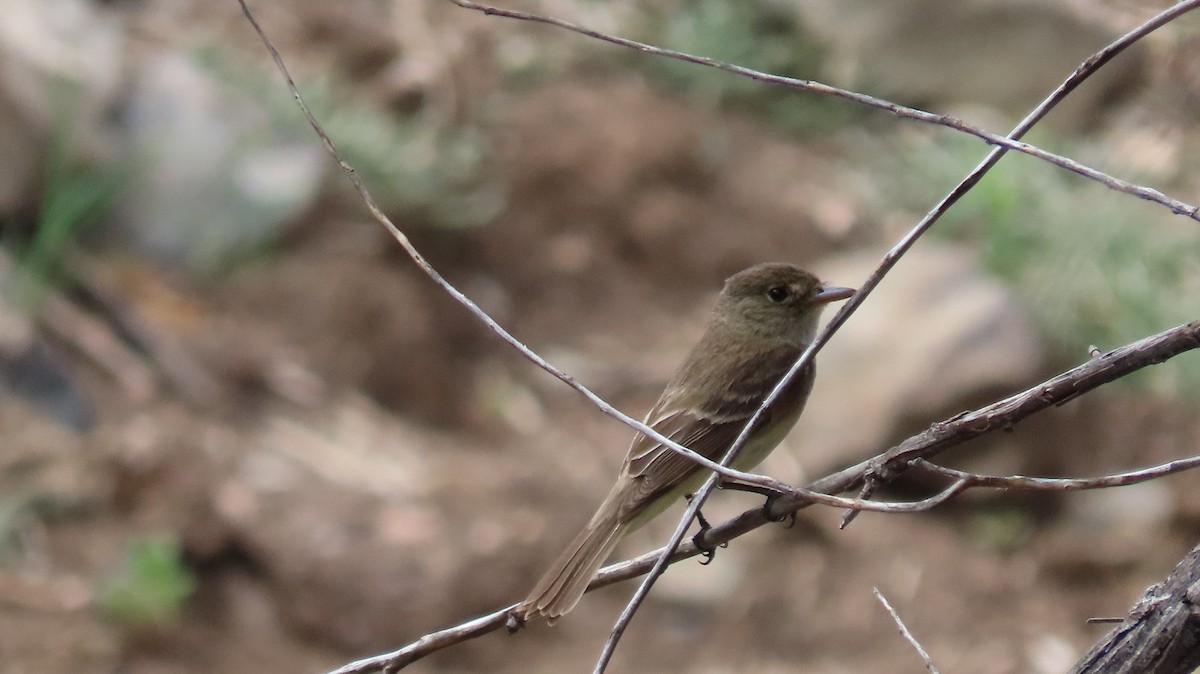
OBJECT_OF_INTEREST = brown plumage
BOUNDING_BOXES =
[512,263,853,624]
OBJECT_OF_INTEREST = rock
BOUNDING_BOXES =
[0,341,94,431]
[0,0,124,214]
[783,244,1044,476]
[111,50,324,272]
[220,393,527,650]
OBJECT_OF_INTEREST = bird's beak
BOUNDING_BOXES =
[813,284,855,304]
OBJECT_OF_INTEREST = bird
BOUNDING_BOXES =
[511,262,854,625]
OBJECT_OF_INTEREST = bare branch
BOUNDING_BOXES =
[874,587,941,674]
[917,457,1200,492]
[325,320,1200,674]
[445,0,1200,224]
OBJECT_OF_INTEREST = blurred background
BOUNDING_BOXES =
[1,0,1199,672]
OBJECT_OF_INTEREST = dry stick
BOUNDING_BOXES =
[326,320,1200,674]
[874,587,942,674]
[446,0,1200,224]
[915,458,1200,492]
[234,0,815,505]
[856,454,1200,516]
[593,6,1198,671]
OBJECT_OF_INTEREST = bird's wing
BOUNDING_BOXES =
[619,347,811,520]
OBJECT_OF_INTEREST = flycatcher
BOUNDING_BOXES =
[512,263,854,624]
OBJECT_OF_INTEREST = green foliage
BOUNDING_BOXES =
[5,90,129,307]
[965,507,1034,554]
[880,132,1200,396]
[200,50,503,230]
[99,536,197,629]
[635,0,853,136]
[313,91,503,229]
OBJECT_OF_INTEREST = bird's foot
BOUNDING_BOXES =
[685,493,714,531]
[506,609,528,634]
[720,480,795,528]
[761,491,797,528]
[686,493,727,565]
[690,528,727,565]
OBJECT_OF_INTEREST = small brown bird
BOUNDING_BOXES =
[512,263,854,624]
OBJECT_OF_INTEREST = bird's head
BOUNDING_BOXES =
[714,263,855,346]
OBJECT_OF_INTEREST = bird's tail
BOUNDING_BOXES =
[513,491,627,625]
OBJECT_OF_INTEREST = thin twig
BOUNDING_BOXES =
[917,457,1200,492]
[594,5,1198,670]
[325,320,1200,674]
[874,587,941,674]
[445,0,1200,224]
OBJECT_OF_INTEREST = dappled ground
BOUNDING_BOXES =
[2,1,1200,673]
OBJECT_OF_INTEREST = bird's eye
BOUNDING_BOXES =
[766,285,790,303]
